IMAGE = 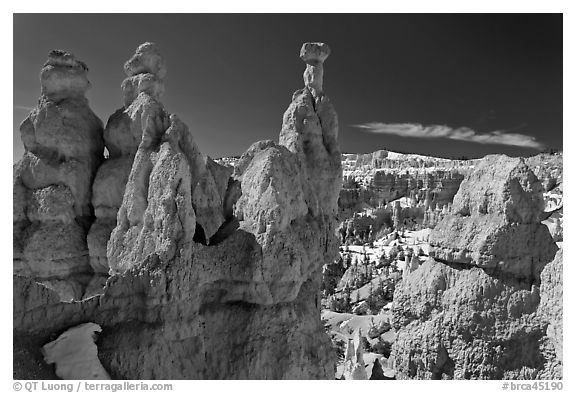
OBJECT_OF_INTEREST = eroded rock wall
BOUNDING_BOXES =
[391,155,561,379]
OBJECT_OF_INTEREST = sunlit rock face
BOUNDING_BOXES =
[87,42,168,292]
[525,153,563,193]
[13,50,104,301]
[279,43,341,218]
[392,155,561,380]
[14,42,341,380]
[429,156,557,281]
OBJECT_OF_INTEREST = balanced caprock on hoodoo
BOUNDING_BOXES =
[13,40,562,381]
[13,41,342,379]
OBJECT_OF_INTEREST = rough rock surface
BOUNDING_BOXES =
[392,155,561,379]
[537,249,563,375]
[279,51,341,216]
[13,50,104,301]
[525,153,563,193]
[429,156,558,282]
[542,208,563,242]
[40,50,91,102]
[87,42,168,283]
[14,42,341,380]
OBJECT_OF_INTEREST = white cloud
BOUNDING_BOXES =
[354,122,546,150]
[13,105,34,111]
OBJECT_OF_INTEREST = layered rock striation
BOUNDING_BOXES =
[14,42,341,379]
[14,50,104,301]
[339,151,473,220]
[391,155,561,379]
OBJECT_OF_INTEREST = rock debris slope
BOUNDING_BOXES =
[14,42,341,380]
[391,155,561,379]
[13,50,104,301]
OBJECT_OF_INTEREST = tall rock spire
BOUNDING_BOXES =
[300,42,330,98]
[342,329,368,380]
[279,42,342,217]
[87,42,169,285]
[14,50,104,301]
[104,44,235,275]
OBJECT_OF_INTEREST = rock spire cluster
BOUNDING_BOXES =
[14,41,561,382]
[14,42,341,380]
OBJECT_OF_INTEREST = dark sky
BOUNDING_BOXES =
[13,14,563,161]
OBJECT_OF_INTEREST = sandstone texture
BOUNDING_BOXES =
[525,153,563,193]
[542,208,563,242]
[429,156,558,281]
[14,50,104,301]
[392,155,561,379]
[14,42,341,380]
[537,249,563,373]
[87,42,168,284]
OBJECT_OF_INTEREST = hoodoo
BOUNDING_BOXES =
[14,38,561,382]
[14,50,104,301]
[14,42,342,380]
[87,42,169,286]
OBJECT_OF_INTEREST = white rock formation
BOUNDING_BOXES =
[342,329,368,380]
